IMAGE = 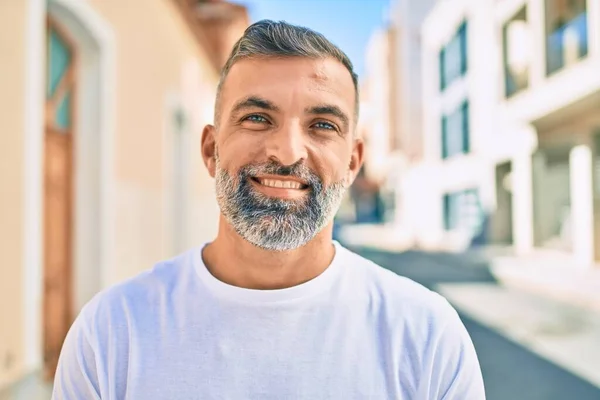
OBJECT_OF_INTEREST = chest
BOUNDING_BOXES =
[100,303,419,399]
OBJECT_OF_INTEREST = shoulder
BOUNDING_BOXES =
[336,246,484,397]
[76,248,198,332]
[336,244,459,330]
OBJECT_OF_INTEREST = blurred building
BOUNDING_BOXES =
[388,0,439,168]
[401,0,600,261]
[357,0,438,226]
[0,0,248,388]
[355,27,395,224]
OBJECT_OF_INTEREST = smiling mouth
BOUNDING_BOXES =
[251,177,309,190]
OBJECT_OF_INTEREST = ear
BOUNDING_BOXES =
[201,124,217,178]
[346,138,364,187]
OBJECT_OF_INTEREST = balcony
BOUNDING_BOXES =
[500,0,599,125]
[504,7,530,97]
[546,11,588,75]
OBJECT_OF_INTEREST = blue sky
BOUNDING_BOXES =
[233,0,391,79]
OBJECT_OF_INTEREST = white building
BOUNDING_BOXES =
[388,0,439,165]
[358,0,438,225]
[403,0,600,266]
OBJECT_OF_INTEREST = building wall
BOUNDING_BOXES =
[390,0,438,162]
[411,0,599,259]
[87,0,221,285]
[0,0,28,388]
[498,0,600,263]
[379,0,439,229]
[499,0,600,124]
[356,0,440,228]
[413,0,501,249]
[361,28,392,183]
[0,0,236,389]
[409,0,534,250]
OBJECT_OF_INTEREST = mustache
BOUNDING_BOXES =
[239,160,322,187]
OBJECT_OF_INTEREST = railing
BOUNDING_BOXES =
[546,12,588,75]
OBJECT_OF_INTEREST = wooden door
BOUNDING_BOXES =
[43,18,76,380]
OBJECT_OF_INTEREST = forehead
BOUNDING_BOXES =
[219,57,356,117]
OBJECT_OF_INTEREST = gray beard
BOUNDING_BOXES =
[214,154,347,251]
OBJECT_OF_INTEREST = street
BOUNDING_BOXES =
[350,246,600,400]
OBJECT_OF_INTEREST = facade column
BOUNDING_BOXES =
[570,144,594,267]
[528,0,546,87]
[592,133,600,263]
[512,151,534,255]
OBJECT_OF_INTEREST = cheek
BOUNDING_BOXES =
[308,144,351,184]
[222,132,264,157]
[217,137,263,172]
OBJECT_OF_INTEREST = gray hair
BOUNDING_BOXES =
[215,19,359,126]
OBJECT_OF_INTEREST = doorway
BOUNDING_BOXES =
[43,17,76,378]
[492,161,514,245]
[532,146,573,250]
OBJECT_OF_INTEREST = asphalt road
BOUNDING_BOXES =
[350,246,600,400]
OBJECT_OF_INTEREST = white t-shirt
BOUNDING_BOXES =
[53,242,485,399]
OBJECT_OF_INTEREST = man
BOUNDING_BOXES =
[53,20,485,399]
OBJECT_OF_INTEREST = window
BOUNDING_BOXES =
[503,6,530,97]
[440,22,468,91]
[47,25,74,132]
[443,189,483,234]
[545,0,588,75]
[441,101,470,159]
[170,105,190,255]
[443,193,457,231]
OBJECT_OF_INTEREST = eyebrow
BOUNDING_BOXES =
[231,96,280,115]
[230,96,350,131]
[306,104,350,131]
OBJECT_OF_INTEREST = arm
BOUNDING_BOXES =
[52,311,102,400]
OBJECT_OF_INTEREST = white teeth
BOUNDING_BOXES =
[259,179,302,189]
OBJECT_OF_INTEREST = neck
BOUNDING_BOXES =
[202,215,336,290]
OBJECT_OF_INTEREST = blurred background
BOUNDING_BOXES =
[1,0,599,398]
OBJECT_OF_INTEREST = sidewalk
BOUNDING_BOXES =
[437,282,600,389]
[340,224,600,390]
[490,251,600,313]
[336,223,413,252]
[338,223,600,313]
[0,372,51,400]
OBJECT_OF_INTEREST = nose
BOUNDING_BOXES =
[264,120,308,166]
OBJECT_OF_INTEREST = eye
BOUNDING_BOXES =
[243,114,269,123]
[313,121,337,131]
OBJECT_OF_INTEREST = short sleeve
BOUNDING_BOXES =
[417,304,486,400]
[52,309,102,400]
